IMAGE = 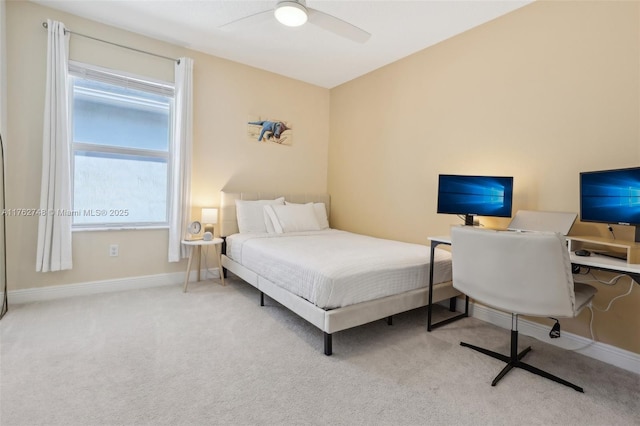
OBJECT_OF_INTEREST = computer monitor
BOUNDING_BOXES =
[580,166,640,242]
[437,174,514,225]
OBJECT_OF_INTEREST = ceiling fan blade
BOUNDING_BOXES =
[307,8,371,43]
[218,9,272,31]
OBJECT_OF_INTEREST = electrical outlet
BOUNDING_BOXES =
[109,244,119,257]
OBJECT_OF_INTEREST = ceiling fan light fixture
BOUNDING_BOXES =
[274,1,308,27]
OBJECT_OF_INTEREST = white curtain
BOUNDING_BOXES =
[36,20,72,272]
[168,57,193,262]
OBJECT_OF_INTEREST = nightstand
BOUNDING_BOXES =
[181,238,225,292]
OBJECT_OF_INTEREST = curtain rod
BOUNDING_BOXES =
[42,22,180,64]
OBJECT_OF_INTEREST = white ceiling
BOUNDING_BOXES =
[31,0,533,88]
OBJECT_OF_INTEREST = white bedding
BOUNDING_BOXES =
[226,229,452,309]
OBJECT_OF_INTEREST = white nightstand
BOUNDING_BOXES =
[181,238,225,292]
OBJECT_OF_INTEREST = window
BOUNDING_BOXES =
[69,62,174,228]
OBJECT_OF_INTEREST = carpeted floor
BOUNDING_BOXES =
[1,275,638,426]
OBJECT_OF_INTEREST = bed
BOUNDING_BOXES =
[219,192,460,355]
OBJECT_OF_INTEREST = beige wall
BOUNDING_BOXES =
[1,0,6,132]
[1,0,6,311]
[329,1,639,353]
[5,1,329,290]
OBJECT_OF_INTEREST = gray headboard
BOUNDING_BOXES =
[220,191,331,237]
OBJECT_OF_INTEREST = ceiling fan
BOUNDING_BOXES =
[218,0,371,44]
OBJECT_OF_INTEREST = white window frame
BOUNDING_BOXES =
[68,61,175,230]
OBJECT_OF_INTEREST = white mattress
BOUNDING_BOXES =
[226,229,452,309]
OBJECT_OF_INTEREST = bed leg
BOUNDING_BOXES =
[324,332,332,356]
[260,292,264,306]
[221,238,227,279]
[387,316,393,326]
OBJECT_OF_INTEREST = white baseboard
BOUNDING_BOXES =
[7,268,221,305]
[443,298,640,374]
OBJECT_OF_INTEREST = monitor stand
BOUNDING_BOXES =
[636,226,640,243]
[464,214,474,226]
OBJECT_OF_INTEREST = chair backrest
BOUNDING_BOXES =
[450,226,577,318]
[507,210,577,235]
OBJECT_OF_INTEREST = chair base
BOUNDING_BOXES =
[461,329,584,393]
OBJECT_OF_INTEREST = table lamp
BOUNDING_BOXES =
[201,208,218,241]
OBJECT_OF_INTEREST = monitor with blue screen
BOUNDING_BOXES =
[580,166,640,242]
[437,174,514,226]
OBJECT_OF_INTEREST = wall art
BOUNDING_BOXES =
[247,116,292,146]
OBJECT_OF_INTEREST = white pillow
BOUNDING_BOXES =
[284,201,329,230]
[235,197,285,233]
[263,208,278,234]
[263,205,283,234]
[269,203,322,233]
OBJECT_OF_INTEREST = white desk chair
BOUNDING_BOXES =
[450,226,597,392]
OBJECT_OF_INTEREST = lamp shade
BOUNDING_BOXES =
[274,1,308,27]
[201,208,218,225]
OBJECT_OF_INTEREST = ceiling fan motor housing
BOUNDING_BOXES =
[275,0,309,27]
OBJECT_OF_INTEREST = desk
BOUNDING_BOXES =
[427,236,469,331]
[426,234,638,331]
[570,252,640,284]
[182,238,225,292]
